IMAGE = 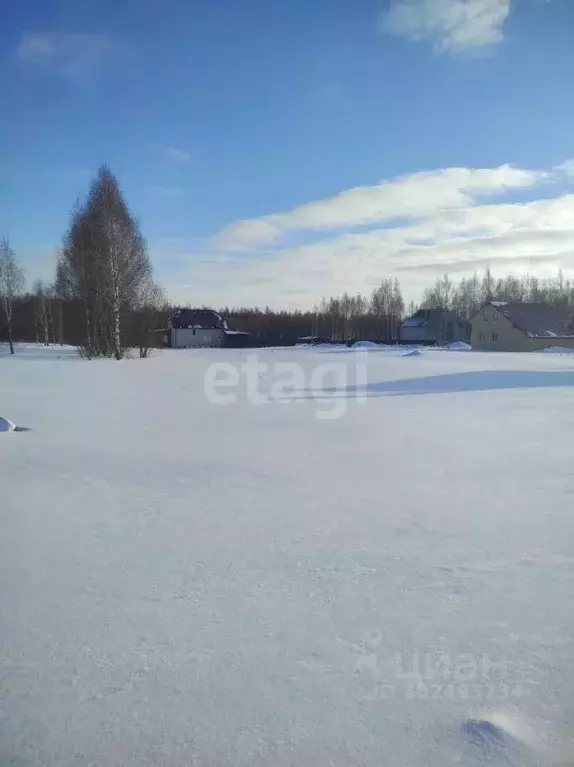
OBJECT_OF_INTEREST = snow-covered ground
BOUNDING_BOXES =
[2,344,574,766]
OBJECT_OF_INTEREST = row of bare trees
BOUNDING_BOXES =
[30,281,64,347]
[224,270,574,344]
[310,278,406,341]
[219,279,407,345]
[421,269,574,321]
[0,238,25,354]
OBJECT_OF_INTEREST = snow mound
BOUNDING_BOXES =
[535,346,574,354]
[352,341,380,349]
[402,348,422,357]
[449,341,472,351]
[0,416,16,432]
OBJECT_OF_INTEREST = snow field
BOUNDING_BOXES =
[2,345,574,766]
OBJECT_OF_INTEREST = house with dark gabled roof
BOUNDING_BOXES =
[470,302,574,351]
[168,308,250,348]
[400,308,470,346]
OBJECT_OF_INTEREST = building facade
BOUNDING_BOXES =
[470,302,574,351]
[169,308,226,348]
[168,308,250,349]
[400,308,469,345]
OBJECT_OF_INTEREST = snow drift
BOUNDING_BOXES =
[535,346,574,354]
[0,416,16,432]
[351,341,381,349]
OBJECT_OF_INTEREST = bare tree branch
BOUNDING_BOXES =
[0,238,25,354]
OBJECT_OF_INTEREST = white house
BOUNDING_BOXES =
[169,308,227,348]
[168,308,250,349]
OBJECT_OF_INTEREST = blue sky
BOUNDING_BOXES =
[1,0,574,308]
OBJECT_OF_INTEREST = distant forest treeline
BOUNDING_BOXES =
[218,270,574,345]
[5,269,574,350]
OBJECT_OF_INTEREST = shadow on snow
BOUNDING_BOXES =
[304,369,574,399]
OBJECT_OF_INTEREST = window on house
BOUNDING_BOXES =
[493,313,499,322]
[483,314,489,322]
[492,332,498,342]
[479,332,484,341]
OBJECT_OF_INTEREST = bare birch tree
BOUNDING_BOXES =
[58,206,101,356]
[33,280,51,345]
[133,278,167,357]
[59,166,152,358]
[0,238,25,355]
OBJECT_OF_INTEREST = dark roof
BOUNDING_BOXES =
[401,308,452,329]
[170,308,226,330]
[486,302,574,339]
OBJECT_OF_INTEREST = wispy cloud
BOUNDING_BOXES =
[556,159,574,177]
[214,164,544,249]
[17,32,121,77]
[165,147,191,164]
[158,160,574,310]
[381,0,512,55]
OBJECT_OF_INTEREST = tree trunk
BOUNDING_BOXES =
[112,294,121,360]
[7,316,14,355]
[85,300,93,357]
[57,300,63,346]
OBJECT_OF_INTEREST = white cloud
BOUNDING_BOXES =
[214,219,282,250]
[556,159,574,177]
[214,164,542,248]
[165,147,191,164]
[381,0,511,54]
[158,163,574,311]
[17,33,120,77]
